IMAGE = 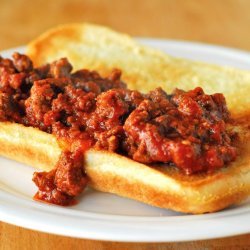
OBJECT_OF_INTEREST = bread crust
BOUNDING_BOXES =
[0,122,61,171]
[0,121,249,214]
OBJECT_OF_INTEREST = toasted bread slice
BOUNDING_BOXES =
[1,24,249,214]
[0,121,249,214]
[27,23,250,116]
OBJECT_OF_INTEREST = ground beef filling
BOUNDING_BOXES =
[0,53,237,205]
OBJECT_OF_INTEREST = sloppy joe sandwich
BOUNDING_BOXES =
[0,24,249,214]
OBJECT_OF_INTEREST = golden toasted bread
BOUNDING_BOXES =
[0,122,249,214]
[27,23,250,117]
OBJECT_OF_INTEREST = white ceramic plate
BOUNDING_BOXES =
[0,40,249,242]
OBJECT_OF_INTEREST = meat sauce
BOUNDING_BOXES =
[0,53,237,205]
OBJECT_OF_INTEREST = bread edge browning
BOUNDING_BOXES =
[0,121,249,214]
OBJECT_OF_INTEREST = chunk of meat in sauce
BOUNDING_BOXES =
[71,68,126,93]
[25,81,58,130]
[0,56,16,75]
[12,52,33,73]
[43,85,96,141]
[0,91,22,122]
[124,87,237,174]
[49,58,72,78]
[33,150,88,205]
[87,89,144,151]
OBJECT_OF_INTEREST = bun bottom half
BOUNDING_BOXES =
[0,121,249,214]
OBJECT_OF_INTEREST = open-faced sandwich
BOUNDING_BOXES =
[0,23,249,214]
